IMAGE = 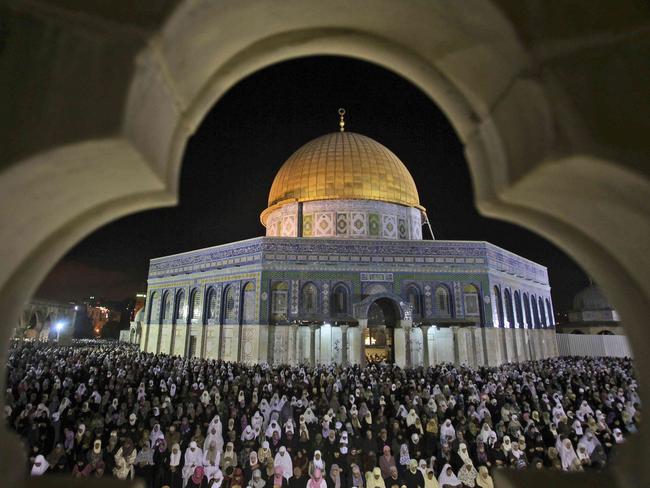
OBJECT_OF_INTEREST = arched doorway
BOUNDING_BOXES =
[365,297,400,364]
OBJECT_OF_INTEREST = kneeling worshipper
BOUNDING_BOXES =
[184,441,204,487]
[307,468,327,488]
[403,460,425,488]
[367,467,387,488]
[457,463,478,488]
[31,455,49,476]
[423,469,439,488]
[275,446,294,480]
[474,467,493,488]
[187,466,208,488]
[437,465,462,488]
[267,466,289,488]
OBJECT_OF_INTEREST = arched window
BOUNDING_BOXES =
[405,285,421,316]
[175,290,186,321]
[514,291,523,327]
[545,299,554,326]
[504,289,515,328]
[162,291,172,322]
[189,289,200,320]
[301,283,318,314]
[598,330,614,335]
[463,284,480,316]
[242,282,256,322]
[205,287,218,320]
[523,293,532,328]
[538,296,546,326]
[271,282,289,320]
[571,329,584,334]
[531,295,540,327]
[147,291,158,324]
[435,285,451,316]
[224,285,237,321]
[331,284,348,314]
[494,286,504,327]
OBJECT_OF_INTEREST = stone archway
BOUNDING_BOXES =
[1,2,649,487]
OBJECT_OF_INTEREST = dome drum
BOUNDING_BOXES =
[265,199,422,240]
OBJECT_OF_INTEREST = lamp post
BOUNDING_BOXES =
[55,321,64,342]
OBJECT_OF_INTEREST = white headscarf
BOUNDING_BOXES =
[312,450,325,470]
[557,438,578,471]
[31,455,49,476]
[274,446,293,479]
[440,419,456,441]
[438,464,460,488]
[170,443,182,467]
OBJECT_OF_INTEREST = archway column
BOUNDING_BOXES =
[309,324,319,365]
[420,325,431,367]
[400,320,413,368]
[291,324,299,365]
[340,324,349,366]
[358,319,368,368]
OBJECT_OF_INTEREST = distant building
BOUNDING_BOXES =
[557,283,622,335]
[16,298,75,341]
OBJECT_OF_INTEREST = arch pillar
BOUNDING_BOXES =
[420,325,431,367]
[340,324,349,366]
[309,324,319,366]
[400,319,413,368]
[358,319,368,368]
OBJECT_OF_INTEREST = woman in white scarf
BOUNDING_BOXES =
[578,429,601,455]
[556,437,578,471]
[258,441,273,464]
[252,411,264,431]
[478,424,495,445]
[440,419,456,442]
[274,446,293,479]
[438,464,461,488]
[31,455,49,476]
[241,425,257,442]
[221,442,237,468]
[203,441,221,480]
[457,443,473,466]
[424,468,440,488]
[204,422,224,453]
[150,423,165,448]
[475,466,493,488]
[303,407,317,424]
[183,441,204,487]
[405,409,419,427]
[309,450,325,476]
[266,420,282,439]
[457,463,478,488]
[576,401,594,422]
[501,436,512,458]
[366,467,387,488]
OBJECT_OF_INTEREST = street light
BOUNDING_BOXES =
[55,321,64,341]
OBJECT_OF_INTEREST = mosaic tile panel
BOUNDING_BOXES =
[315,212,334,237]
[351,212,367,236]
[398,218,408,240]
[336,213,349,236]
[282,214,296,237]
[302,214,313,237]
[382,214,397,239]
[369,213,380,236]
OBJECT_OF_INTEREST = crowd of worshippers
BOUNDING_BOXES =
[4,340,641,488]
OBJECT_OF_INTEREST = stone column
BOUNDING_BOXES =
[420,325,431,368]
[291,324,299,365]
[451,326,460,364]
[340,324,349,366]
[268,324,276,365]
[402,322,413,368]
[309,324,318,366]
[358,319,368,368]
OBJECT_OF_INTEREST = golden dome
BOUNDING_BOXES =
[261,131,424,225]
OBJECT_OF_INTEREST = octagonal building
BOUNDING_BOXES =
[139,125,558,366]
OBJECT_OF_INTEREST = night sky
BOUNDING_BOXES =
[36,56,590,313]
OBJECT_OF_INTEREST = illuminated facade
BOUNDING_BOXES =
[140,124,557,366]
